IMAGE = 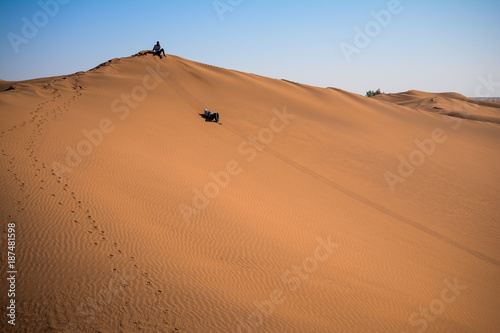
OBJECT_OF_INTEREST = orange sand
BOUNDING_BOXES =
[1,52,499,332]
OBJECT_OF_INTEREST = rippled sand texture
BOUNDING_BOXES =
[1,52,499,332]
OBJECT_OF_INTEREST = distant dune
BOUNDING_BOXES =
[1,51,499,332]
[375,90,500,124]
[471,97,500,103]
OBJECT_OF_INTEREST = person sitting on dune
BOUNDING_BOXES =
[153,41,166,59]
[204,109,221,124]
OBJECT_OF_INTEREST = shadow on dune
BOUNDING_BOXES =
[199,113,218,123]
[1,85,15,92]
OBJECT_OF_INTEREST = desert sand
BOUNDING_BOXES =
[1,51,499,332]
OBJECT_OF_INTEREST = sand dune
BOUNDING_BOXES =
[1,51,499,332]
[375,90,500,124]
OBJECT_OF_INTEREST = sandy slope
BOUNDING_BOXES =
[1,52,499,332]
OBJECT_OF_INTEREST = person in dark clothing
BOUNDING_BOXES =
[153,41,166,59]
[204,109,221,124]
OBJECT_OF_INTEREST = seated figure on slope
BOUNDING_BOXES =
[153,41,166,59]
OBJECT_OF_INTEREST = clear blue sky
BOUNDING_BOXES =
[1,0,499,96]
